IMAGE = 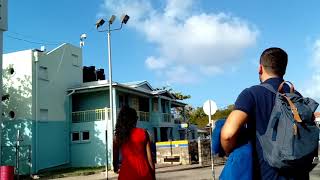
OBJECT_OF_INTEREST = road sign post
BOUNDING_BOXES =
[203,100,217,180]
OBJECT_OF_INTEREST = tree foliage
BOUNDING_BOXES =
[154,86,191,100]
[189,105,234,128]
[154,86,233,128]
[173,92,191,100]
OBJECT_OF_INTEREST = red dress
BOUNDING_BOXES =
[118,128,155,180]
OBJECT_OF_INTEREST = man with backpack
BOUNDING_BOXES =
[221,47,319,179]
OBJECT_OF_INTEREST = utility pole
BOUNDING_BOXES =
[96,14,130,178]
[0,0,8,165]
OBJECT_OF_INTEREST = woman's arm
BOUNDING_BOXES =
[146,140,155,171]
[145,131,155,173]
[113,136,120,173]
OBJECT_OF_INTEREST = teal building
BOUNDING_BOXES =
[0,44,197,174]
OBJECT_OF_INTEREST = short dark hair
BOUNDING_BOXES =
[260,47,288,77]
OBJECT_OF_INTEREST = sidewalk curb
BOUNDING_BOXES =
[156,165,215,174]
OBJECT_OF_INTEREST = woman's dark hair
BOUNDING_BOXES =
[115,106,138,146]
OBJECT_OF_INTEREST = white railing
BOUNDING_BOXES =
[72,108,110,123]
[138,111,150,122]
[162,113,171,123]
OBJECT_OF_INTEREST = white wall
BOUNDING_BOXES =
[36,44,82,121]
[3,50,33,120]
[71,120,108,167]
[2,50,34,174]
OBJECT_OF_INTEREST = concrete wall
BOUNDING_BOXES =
[1,44,83,173]
[37,121,69,170]
[72,91,108,111]
[33,44,82,172]
[156,140,190,165]
[197,138,211,166]
[71,120,108,167]
[3,50,33,119]
[2,50,34,174]
[1,120,33,175]
[37,43,82,121]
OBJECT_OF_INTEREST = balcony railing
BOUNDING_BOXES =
[72,108,110,123]
[162,113,171,123]
[72,108,182,124]
[138,111,150,122]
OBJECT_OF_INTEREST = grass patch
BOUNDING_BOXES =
[38,166,105,179]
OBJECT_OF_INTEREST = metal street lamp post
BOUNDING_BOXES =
[96,14,130,178]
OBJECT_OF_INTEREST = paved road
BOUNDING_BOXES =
[156,166,222,180]
[52,164,319,180]
[51,165,222,180]
[310,163,320,180]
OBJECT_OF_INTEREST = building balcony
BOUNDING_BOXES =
[71,108,184,125]
[72,108,110,123]
[137,111,150,122]
[72,108,151,123]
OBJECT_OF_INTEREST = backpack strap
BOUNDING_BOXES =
[260,81,295,94]
[278,81,295,93]
[259,83,277,94]
[260,83,302,131]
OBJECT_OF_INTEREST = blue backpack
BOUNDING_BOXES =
[259,81,319,170]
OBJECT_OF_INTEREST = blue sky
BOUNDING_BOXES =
[5,0,320,108]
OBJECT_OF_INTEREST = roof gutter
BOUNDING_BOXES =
[67,89,75,96]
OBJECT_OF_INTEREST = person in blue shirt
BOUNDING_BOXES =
[220,47,310,179]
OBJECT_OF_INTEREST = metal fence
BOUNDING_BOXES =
[1,145,31,175]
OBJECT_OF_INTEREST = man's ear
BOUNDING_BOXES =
[258,64,263,75]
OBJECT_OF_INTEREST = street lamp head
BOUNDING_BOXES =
[80,33,87,40]
[109,15,116,24]
[96,18,105,29]
[121,14,130,24]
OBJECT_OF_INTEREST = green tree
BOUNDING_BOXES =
[154,86,191,100]
[172,92,191,100]
[189,105,234,128]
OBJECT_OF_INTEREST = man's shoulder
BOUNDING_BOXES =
[236,85,270,105]
[241,85,266,96]
[248,84,265,91]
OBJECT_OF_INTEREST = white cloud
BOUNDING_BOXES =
[311,40,320,67]
[99,0,258,84]
[98,0,153,24]
[164,66,197,84]
[200,66,223,76]
[305,39,320,99]
[164,0,193,20]
[145,56,167,70]
[304,74,320,99]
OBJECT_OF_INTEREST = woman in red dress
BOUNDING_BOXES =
[113,106,155,180]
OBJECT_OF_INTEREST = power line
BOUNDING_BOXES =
[5,26,96,47]
[6,34,61,46]
[8,31,63,44]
